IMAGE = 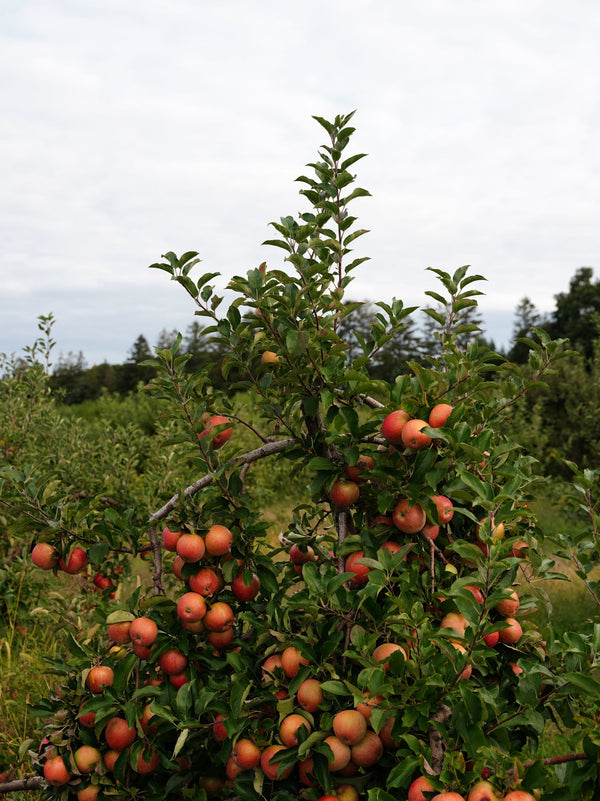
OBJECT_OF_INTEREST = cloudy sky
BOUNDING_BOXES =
[2,0,600,366]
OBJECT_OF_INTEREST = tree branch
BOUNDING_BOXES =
[148,438,296,522]
[0,776,44,794]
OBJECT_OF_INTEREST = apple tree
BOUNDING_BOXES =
[2,112,600,801]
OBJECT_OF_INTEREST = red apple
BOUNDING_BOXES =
[408,776,436,801]
[381,409,410,444]
[86,664,114,693]
[372,642,406,671]
[107,620,131,644]
[231,570,260,601]
[162,526,182,551]
[393,499,426,534]
[104,716,136,750]
[43,755,71,786]
[329,478,360,508]
[495,589,520,616]
[260,744,294,780]
[176,532,206,563]
[189,566,221,596]
[401,418,431,450]
[503,791,535,801]
[59,546,88,574]
[129,617,158,647]
[281,645,309,677]
[297,678,323,712]
[345,550,370,587]
[345,454,375,482]
[429,403,453,428]
[333,709,367,745]
[204,601,234,632]
[232,738,261,770]
[499,617,522,644]
[31,542,58,570]
[323,735,352,772]
[177,591,207,623]
[159,648,188,675]
[134,747,159,774]
[199,415,233,449]
[279,713,311,746]
[205,524,233,556]
[73,745,101,774]
[432,494,454,524]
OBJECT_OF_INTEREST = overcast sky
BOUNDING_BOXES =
[2,0,600,366]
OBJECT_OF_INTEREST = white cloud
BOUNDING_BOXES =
[2,0,600,363]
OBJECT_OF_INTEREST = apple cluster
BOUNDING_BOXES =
[408,775,537,801]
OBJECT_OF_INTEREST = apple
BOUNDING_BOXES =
[212,713,228,742]
[345,454,375,482]
[451,642,472,679]
[134,747,159,774]
[132,642,152,660]
[43,755,71,786]
[59,546,88,574]
[289,544,317,565]
[345,550,370,587]
[465,585,484,604]
[104,716,136,750]
[495,589,520,616]
[162,526,182,551]
[298,757,318,786]
[323,735,352,771]
[503,792,535,801]
[107,620,131,644]
[297,678,323,712]
[232,738,261,769]
[260,744,294,780]
[189,566,221,596]
[337,784,360,801]
[204,601,234,632]
[440,612,469,635]
[333,709,367,745]
[231,570,260,601]
[379,715,399,748]
[381,409,410,444]
[139,703,157,734]
[172,555,186,580]
[176,532,206,563]
[432,494,454,524]
[77,785,100,801]
[329,478,360,508]
[401,418,431,450]
[279,713,311,746]
[429,403,453,428]
[199,414,233,450]
[499,617,523,644]
[482,629,500,647]
[73,745,101,774]
[262,653,284,682]
[281,645,310,677]
[372,642,406,671]
[177,591,207,622]
[86,664,114,693]
[159,648,188,675]
[207,628,235,650]
[431,794,466,801]
[129,617,158,647]
[205,524,233,556]
[408,776,436,801]
[102,750,120,772]
[356,692,383,722]
[422,522,440,541]
[78,703,96,728]
[350,731,383,767]
[31,542,58,570]
[393,499,427,533]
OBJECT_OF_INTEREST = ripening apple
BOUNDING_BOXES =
[176,591,207,622]
[103,750,120,772]
[207,628,235,650]
[262,653,283,682]
[495,589,520,616]
[77,785,100,801]
[345,550,370,587]
[289,544,317,565]
[158,648,188,675]
[198,414,233,449]
[381,409,410,444]
[176,532,206,563]
[59,546,88,574]
[482,629,500,647]
[260,744,294,780]
[134,747,159,774]
[393,499,427,533]
[298,757,318,786]
[231,570,260,601]
[422,522,440,540]
[323,735,352,771]
[356,692,383,723]
[350,731,383,767]
[129,617,158,647]
[429,403,453,428]
[297,678,323,712]
[169,671,189,688]
[503,791,536,801]
[329,478,360,508]
[104,716,136,750]
[336,784,360,801]
[440,612,469,635]
[372,642,406,671]
[226,757,242,781]
[499,617,523,644]
[432,494,454,524]
[279,713,311,746]
[401,418,431,449]
[431,793,466,801]
[205,524,233,556]
[31,542,59,570]
[232,738,261,770]
[408,775,436,801]
[281,645,309,677]
[78,703,96,728]
[213,714,228,742]
[107,620,131,644]
[189,566,221,596]
[86,664,114,693]
[379,715,399,748]
[451,642,472,679]
[204,601,234,632]
[161,526,182,551]
[43,755,72,786]
[345,454,375,482]
[73,745,101,774]
[333,709,368,745]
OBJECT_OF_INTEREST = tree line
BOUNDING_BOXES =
[43,266,600,406]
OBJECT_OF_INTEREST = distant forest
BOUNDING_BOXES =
[44,266,600,404]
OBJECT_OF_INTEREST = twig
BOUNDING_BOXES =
[0,776,44,794]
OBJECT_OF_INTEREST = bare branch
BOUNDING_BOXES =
[148,438,296,522]
[0,776,44,794]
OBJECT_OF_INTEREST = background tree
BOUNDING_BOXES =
[546,266,600,362]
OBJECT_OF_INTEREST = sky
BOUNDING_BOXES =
[2,0,600,366]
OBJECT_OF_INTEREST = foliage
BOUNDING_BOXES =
[1,112,600,801]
